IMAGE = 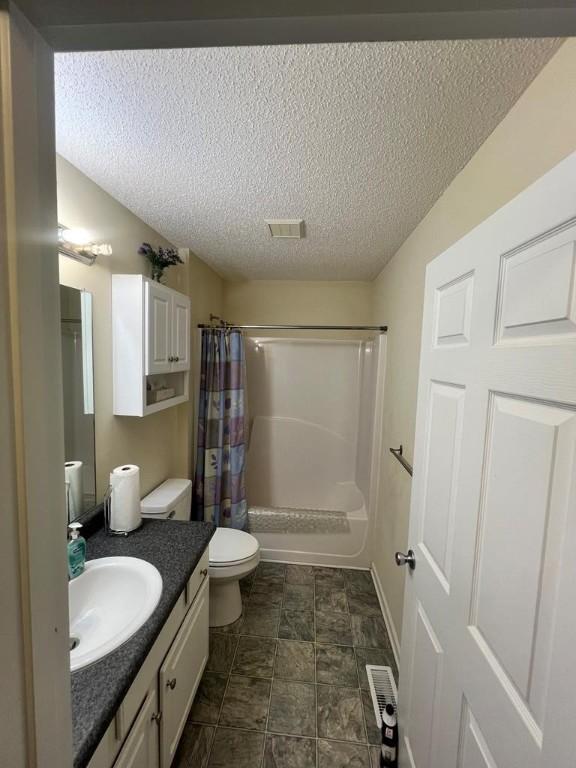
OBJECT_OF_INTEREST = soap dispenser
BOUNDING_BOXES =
[67,522,86,579]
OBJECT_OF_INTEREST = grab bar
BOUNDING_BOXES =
[390,445,413,477]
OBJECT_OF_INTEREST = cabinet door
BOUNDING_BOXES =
[159,579,209,768]
[145,282,172,375]
[171,293,190,372]
[113,686,160,768]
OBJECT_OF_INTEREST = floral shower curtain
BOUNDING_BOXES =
[193,328,248,528]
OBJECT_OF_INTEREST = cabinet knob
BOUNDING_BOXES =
[167,678,177,690]
[201,568,208,578]
[174,356,179,362]
[168,355,174,362]
[151,711,162,724]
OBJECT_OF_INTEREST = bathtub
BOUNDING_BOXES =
[246,415,370,567]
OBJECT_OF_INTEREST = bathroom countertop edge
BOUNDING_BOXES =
[70,518,215,768]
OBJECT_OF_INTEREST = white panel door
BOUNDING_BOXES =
[398,151,576,768]
[145,281,172,375]
[171,293,190,372]
[159,579,209,768]
[113,685,159,768]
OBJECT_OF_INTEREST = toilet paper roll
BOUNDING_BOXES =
[110,464,141,533]
[65,461,84,521]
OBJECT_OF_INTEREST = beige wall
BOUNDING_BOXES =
[371,38,576,644]
[224,279,372,330]
[58,156,223,499]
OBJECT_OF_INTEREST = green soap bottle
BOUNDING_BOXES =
[68,522,86,579]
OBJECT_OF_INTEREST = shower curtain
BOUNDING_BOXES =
[193,328,248,528]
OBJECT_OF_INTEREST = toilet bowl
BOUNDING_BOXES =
[140,479,260,627]
[208,528,260,627]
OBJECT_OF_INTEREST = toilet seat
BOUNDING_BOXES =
[209,528,259,568]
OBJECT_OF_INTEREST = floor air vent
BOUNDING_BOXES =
[366,665,398,728]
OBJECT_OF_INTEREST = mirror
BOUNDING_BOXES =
[60,285,96,521]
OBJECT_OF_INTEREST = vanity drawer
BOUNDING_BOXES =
[186,549,209,606]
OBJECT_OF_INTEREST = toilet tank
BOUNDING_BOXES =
[141,478,192,520]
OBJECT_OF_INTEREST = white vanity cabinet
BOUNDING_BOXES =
[159,581,208,768]
[87,550,209,768]
[112,686,159,768]
[112,275,190,416]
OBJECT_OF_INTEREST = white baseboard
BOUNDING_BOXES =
[370,562,400,667]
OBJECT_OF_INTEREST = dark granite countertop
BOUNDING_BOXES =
[71,519,214,768]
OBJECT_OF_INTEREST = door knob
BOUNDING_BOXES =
[395,550,416,570]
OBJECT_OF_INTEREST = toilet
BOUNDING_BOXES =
[141,478,260,627]
[208,527,260,627]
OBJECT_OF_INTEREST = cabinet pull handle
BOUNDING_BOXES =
[174,355,179,362]
[168,355,174,362]
[151,711,162,724]
[167,678,177,690]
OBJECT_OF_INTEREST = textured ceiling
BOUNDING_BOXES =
[55,40,559,280]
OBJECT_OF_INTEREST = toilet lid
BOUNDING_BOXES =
[209,528,259,566]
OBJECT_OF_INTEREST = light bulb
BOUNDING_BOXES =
[61,228,92,246]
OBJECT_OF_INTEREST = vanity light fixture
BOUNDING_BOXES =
[58,224,113,265]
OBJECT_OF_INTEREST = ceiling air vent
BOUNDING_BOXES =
[265,219,304,238]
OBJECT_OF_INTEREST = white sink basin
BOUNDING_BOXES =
[69,556,163,672]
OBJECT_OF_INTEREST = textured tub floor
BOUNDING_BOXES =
[173,562,398,768]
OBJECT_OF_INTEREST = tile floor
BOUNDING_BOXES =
[173,563,398,768]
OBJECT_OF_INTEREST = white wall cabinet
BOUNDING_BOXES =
[113,275,191,416]
[87,550,209,768]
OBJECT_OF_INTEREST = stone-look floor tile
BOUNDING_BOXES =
[314,567,345,587]
[173,723,214,768]
[315,611,353,646]
[317,685,366,744]
[240,571,255,592]
[285,565,315,586]
[314,585,348,614]
[361,689,382,746]
[257,562,287,579]
[219,675,271,731]
[343,570,375,595]
[241,605,281,637]
[318,740,371,768]
[213,612,245,634]
[350,615,390,649]
[208,727,265,768]
[316,645,358,687]
[355,647,398,690]
[274,640,315,682]
[268,679,316,737]
[190,672,228,724]
[232,636,277,678]
[250,581,285,607]
[346,591,382,618]
[264,734,317,768]
[283,584,314,611]
[206,633,239,674]
[279,610,315,642]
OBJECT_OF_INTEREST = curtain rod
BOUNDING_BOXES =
[197,323,387,332]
